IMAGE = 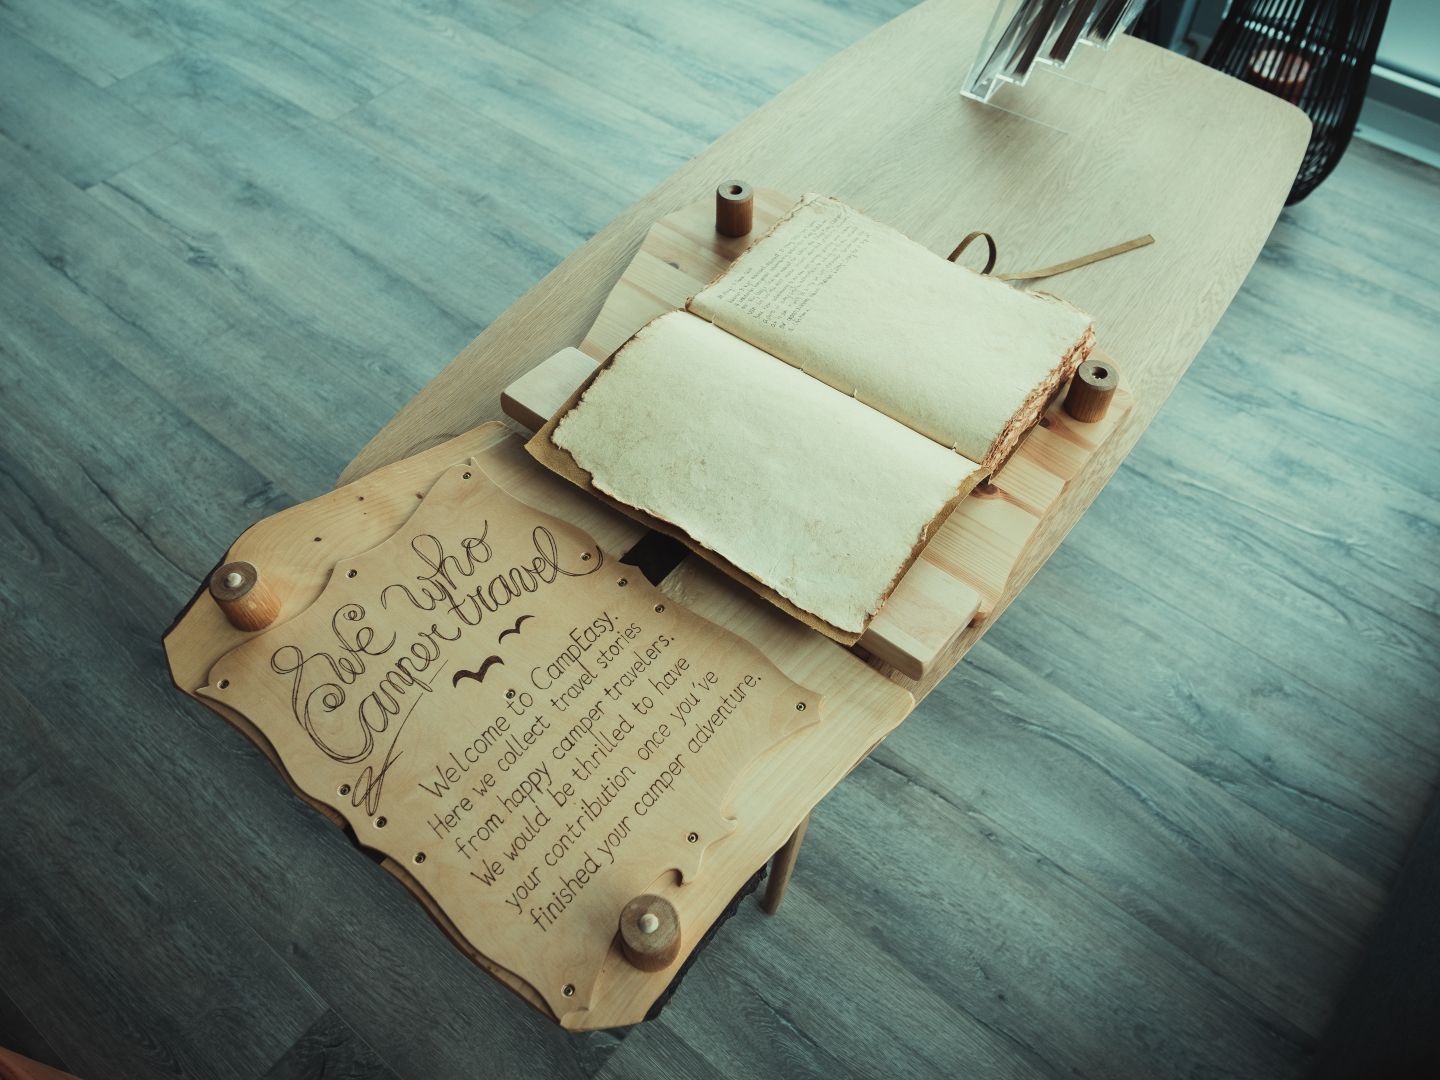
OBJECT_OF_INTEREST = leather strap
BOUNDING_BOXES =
[998,234,1154,282]
[947,230,1155,283]
[947,231,997,275]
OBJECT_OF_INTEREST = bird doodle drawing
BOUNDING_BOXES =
[450,615,534,688]
[451,654,504,687]
[497,614,532,642]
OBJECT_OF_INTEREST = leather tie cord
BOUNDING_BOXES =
[947,232,1155,282]
[947,231,998,275]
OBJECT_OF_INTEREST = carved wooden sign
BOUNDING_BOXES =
[196,463,821,1022]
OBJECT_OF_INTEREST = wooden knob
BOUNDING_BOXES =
[1063,358,1118,423]
[209,560,280,632]
[618,894,680,972]
[715,181,753,238]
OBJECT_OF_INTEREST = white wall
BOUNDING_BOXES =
[1377,0,1440,85]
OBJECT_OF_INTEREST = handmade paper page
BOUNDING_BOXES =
[550,311,983,636]
[688,194,1096,471]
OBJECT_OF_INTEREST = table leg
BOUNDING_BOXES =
[761,813,811,915]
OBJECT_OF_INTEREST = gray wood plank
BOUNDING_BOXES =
[1310,787,1440,1080]
[0,680,324,1080]
[594,1020,729,1080]
[333,79,627,256]
[1093,398,1440,745]
[0,0,175,86]
[89,138,480,402]
[101,0,409,120]
[895,640,1378,1036]
[492,2,810,145]
[0,987,72,1075]
[652,893,1056,1080]
[0,133,406,500]
[987,543,1434,883]
[791,763,1312,1078]
[261,1010,402,1080]
[0,30,175,188]
[107,54,575,324]
[0,254,294,588]
[289,0,700,193]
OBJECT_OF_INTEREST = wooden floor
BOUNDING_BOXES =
[0,1,1436,1077]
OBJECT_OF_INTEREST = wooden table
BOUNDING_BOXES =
[341,0,1308,704]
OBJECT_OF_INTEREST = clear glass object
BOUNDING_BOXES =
[963,0,1149,103]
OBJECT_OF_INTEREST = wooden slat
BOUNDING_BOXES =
[501,193,1132,677]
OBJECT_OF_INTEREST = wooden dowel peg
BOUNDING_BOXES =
[209,560,280,632]
[1063,358,1119,423]
[618,894,681,972]
[761,812,810,914]
[715,180,753,237]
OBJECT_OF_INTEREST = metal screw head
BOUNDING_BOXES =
[638,912,660,934]
[562,984,575,997]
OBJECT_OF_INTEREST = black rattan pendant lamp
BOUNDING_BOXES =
[1202,0,1392,204]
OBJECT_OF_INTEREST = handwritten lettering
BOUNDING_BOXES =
[266,523,600,810]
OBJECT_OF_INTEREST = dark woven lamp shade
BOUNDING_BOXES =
[1202,0,1391,204]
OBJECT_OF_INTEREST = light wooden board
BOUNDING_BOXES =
[339,0,1309,707]
[501,192,1132,679]
[164,422,913,1029]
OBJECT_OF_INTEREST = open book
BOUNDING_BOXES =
[529,195,1095,643]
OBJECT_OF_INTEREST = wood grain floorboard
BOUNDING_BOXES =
[0,684,322,1080]
[0,450,615,1080]
[88,139,480,402]
[651,893,1054,1079]
[110,0,409,121]
[288,0,701,194]
[889,641,1378,1037]
[0,0,176,87]
[0,2,1435,1077]
[0,987,71,1076]
[332,80,628,257]
[797,763,1310,1078]
[107,55,573,321]
[493,2,819,144]
[982,543,1430,884]
[260,1010,403,1080]
[0,134,399,500]
[0,30,176,188]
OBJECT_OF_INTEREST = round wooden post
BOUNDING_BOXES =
[209,560,281,632]
[715,180,754,237]
[618,894,681,971]
[1063,358,1118,423]
[761,812,810,914]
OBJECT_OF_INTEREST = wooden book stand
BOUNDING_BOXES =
[163,183,1131,1030]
